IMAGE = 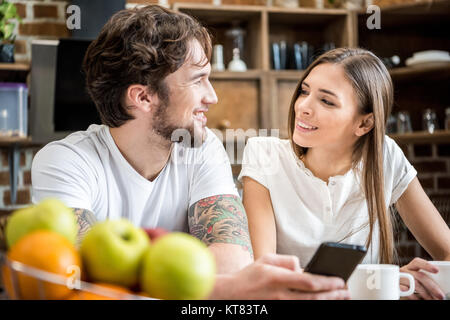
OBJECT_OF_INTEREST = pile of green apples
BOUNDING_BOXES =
[5,199,217,300]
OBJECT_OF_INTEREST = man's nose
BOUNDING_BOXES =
[203,80,218,105]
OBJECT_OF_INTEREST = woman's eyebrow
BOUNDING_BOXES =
[319,89,338,98]
[302,81,338,98]
[302,82,338,98]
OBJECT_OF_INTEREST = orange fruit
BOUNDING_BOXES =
[66,282,134,300]
[2,230,81,300]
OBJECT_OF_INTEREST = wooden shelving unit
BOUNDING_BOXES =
[0,136,41,148]
[389,130,450,145]
[173,3,356,134]
[210,70,262,80]
[389,62,450,82]
[0,63,30,83]
[172,1,450,139]
[0,63,30,71]
[376,0,450,14]
[357,0,450,136]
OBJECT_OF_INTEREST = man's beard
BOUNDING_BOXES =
[152,101,205,148]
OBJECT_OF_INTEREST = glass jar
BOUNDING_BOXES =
[422,108,439,134]
[397,111,412,134]
[445,107,450,131]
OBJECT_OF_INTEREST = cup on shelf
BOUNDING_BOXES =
[396,111,412,134]
[212,44,225,72]
[422,108,439,133]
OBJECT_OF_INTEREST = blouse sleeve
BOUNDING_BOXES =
[238,137,281,189]
[384,135,417,205]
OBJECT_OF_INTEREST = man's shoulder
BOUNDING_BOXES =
[179,127,225,156]
[33,124,107,168]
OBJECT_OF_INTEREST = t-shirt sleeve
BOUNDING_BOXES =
[188,130,239,207]
[384,136,417,205]
[31,143,98,211]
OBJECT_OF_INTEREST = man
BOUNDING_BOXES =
[31,5,349,300]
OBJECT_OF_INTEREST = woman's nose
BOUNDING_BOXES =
[295,96,313,116]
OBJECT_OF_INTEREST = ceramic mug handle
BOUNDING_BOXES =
[399,272,415,297]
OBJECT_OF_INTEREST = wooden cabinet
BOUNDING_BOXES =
[173,1,450,142]
[174,3,356,137]
[357,0,450,135]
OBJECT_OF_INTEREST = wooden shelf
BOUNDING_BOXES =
[358,0,450,29]
[268,70,304,80]
[210,70,262,80]
[0,136,41,147]
[266,6,347,15]
[389,130,450,145]
[173,3,265,12]
[0,63,30,72]
[377,0,450,14]
[174,3,347,14]
[389,62,450,82]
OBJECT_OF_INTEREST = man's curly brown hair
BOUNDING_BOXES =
[82,5,212,127]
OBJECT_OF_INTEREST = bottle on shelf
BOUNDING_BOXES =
[228,48,247,72]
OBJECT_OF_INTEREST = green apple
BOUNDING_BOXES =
[140,232,216,300]
[80,219,150,287]
[5,198,78,248]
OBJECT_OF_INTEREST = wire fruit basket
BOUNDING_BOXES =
[0,251,154,300]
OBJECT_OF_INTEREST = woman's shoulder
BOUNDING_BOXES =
[383,134,407,160]
[246,136,291,152]
[242,137,296,174]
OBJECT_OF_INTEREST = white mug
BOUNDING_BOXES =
[348,264,415,300]
[422,261,450,295]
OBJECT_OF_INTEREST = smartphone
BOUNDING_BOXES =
[303,242,367,282]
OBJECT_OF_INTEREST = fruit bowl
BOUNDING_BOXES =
[0,251,154,300]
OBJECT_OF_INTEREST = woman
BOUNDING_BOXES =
[239,48,450,300]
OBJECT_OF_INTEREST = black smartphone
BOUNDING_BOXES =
[303,242,367,282]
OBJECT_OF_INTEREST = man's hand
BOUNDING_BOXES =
[209,253,350,300]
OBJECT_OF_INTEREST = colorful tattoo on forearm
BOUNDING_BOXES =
[188,194,254,257]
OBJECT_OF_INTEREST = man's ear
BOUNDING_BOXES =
[126,84,159,113]
[355,113,374,137]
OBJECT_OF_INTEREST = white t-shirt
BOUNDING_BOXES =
[238,135,417,266]
[32,124,238,231]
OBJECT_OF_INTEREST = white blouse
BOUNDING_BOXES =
[238,135,417,267]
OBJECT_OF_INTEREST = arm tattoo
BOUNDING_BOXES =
[72,208,97,246]
[188,194,253,258]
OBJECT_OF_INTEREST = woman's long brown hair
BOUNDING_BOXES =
[287,48,395,263]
